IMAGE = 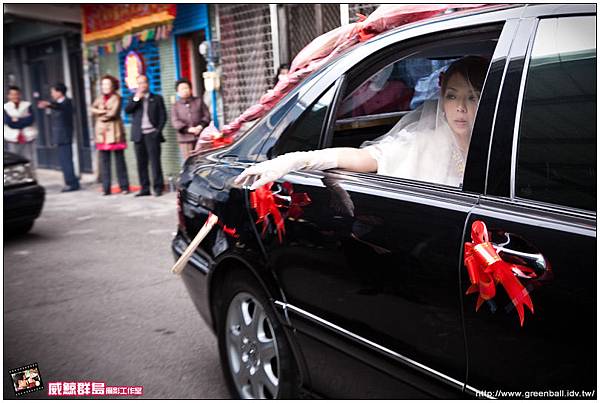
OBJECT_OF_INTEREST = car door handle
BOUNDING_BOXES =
[268,183,292,206]
[491,232,550,273]
[493,243,548,271]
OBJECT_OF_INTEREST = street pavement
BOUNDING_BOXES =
[4,169,229,399]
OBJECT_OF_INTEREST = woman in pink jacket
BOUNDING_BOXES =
[91,75,130,195]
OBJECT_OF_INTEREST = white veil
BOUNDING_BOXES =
[359,66,477,188]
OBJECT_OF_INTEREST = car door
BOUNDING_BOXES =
[462,12,596,396]
[247,21,517,398]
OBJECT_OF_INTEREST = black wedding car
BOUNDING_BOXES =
[4,151,45,235]
[172,4,596,399]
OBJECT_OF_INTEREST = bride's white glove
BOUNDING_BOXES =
[233,148,340,190]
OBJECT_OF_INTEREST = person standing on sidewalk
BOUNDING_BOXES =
[125,75,166,197]
[170,78,211,161]
[91,75,130,196]
[37,83,80,192]
[3,86,38,164]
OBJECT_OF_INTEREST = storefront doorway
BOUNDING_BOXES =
[27,36,92,173]
[28,40,63,170]
[176,30,207,98]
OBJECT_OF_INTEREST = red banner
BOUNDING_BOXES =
[82,4,176,43]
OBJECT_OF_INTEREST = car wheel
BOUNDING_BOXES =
[215,270,299,399]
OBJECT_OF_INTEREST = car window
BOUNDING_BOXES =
[225,62,337,162]
[515,16,596,211]
[329,27,502,189]
[337,58,454,119]
[267,83,338,158]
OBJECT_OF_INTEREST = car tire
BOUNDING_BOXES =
[215,269,299,399]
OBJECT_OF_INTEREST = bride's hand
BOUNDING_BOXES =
[233,148,341,190]
[233,158,294,190]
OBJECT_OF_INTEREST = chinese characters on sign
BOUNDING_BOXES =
[47,382,143,396]
[82,4,176,42]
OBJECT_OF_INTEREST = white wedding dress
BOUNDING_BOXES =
[359,99,469,187]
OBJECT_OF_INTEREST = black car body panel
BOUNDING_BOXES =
[462,200,596,393]
[4,151,29,166]
[173,4,596,398]
[4,183,45,227]
[263,170,477,397]
[4,152,45,228]
[172,162,290,329]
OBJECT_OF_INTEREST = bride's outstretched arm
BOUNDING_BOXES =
[234,147,378,190]
[336,147,378,172]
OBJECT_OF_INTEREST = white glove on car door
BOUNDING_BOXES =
[234,148,340,190]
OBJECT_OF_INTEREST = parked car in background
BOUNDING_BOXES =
[4,151,45,235]
[172,4,596,399]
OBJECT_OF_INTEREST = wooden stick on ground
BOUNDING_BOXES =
[171,213,219,274]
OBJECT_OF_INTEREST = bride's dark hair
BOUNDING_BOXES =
[441,56,489,94]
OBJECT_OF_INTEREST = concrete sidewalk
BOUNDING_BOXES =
[4,168,228,399]
[35,168,97,193]
[35,168,174,195]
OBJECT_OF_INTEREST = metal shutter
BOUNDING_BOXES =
[218,4,274,123]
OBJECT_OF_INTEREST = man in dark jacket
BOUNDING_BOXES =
[37,83,80,192]
[125,75,167,197]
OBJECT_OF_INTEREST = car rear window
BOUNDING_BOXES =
[515,16,596,211]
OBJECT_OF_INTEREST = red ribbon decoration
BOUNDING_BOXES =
[282,182,312,220]
[217,219,239,238]
[249,182,312,243]
[193,133,234,155]
[190,183,309,244]
[464,221,536,326]
[211,135,234,148]
[250,183,286,243]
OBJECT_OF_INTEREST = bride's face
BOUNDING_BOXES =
[442,73,480,139]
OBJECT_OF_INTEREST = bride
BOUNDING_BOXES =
[234,56,488,189]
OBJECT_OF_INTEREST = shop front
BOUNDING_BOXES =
[172,4,215,126]
[81,4,203,186]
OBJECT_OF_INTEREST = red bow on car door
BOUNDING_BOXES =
[249,183,286,243]
[249,183,312,243]
[464,220,536,326]
[281,182,312,220]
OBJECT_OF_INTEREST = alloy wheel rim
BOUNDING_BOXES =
[225,292,280,399]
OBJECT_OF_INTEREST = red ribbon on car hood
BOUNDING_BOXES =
[464,220,536,326]
[193,123,235,154]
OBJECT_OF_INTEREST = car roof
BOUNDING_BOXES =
[362,4,523,45]
[312,2,595,83]
[357,3,596,48]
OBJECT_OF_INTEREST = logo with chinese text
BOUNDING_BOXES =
[48,381,143,397]
[9,363,44,396]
